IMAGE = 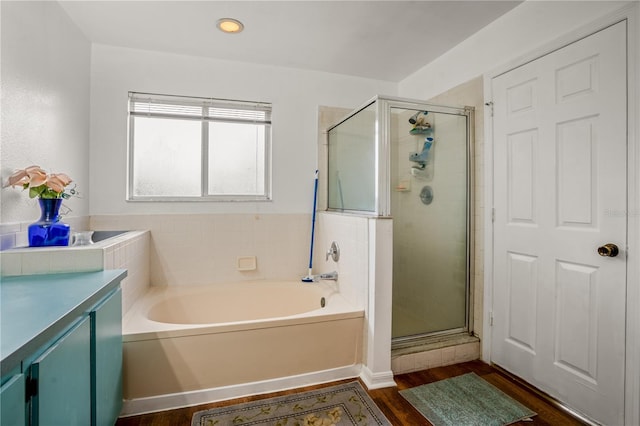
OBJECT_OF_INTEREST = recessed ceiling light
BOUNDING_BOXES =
[217,18,244,34]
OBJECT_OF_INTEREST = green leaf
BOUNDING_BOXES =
[29,187,41,198]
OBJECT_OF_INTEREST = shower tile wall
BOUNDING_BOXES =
[91,213,310,286]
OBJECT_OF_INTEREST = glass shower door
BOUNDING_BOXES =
[327,102,377,213]
[326,96,472,342]
[390,106,470,339]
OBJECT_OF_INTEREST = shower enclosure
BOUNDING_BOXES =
[327,96,473,343]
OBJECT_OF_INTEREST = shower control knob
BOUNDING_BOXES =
[326,241,340,262]
[597,243,619,257]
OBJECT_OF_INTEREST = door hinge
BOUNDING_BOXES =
[491,208,495,223]
[485,101,494,117]
[25,377,37,401]
[489,311,494,326]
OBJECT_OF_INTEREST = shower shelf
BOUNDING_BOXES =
[409,126,434,136]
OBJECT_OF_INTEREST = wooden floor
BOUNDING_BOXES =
[116,360,586,425]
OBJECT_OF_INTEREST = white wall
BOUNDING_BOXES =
[0,1,91,227]
[398,1,632,100]
[89,44,397,215]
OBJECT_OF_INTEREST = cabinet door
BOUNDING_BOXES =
[31,317,91,426]
[92,288,123,426]
[1,374,26,426]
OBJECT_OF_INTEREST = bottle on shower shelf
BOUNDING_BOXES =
[409,111,432,135]
[409,137,435,181]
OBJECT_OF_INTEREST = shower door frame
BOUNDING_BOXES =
[327,95,476,340]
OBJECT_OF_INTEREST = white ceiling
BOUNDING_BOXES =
[59,1,523,82]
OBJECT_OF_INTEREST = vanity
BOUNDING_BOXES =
[0,269,127,425]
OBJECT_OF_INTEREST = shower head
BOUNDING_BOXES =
[409,111,428,125]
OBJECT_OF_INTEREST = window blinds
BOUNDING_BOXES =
[128,92,271,124]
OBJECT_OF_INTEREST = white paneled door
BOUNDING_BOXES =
[491,22,627,425]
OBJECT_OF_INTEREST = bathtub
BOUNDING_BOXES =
[120,280,364,415]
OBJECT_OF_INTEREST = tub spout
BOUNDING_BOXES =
[301,271,338,282]
[319,271,338,281]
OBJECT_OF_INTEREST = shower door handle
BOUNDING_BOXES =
[597,243,619,257]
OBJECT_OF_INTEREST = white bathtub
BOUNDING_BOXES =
[120,280,364,415]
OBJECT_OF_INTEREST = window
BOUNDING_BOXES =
[127,92,271,201]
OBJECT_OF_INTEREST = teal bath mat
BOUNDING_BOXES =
[400,373,537,426]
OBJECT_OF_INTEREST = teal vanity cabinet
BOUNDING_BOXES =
[0,270,127,426]
[92,287,123,426]
[30,317,92,425]
[1,373,27,425]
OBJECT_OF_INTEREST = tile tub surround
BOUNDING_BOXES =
[313,211,395,389]
[91,213,311,286]
[1,231,150,315]
[313,212,369,311]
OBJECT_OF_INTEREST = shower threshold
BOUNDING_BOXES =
[391,332,480,374]
[391,331,478,357]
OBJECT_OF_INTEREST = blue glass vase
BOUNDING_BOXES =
[28,198,71,247]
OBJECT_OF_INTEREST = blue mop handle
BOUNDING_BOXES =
[308,170,319,270]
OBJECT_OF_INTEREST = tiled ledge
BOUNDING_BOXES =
[391,334,480,374]
[0,216,90,251]
[0,231,147,276]
[0,230,150,315]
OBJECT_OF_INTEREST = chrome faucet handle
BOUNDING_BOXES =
[319,271,338,281]
[326,241,340,262]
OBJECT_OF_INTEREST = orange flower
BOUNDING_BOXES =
[4,166,75,199]
[25,166,47,187]
[51,173,72,186]
[47,173,72,192]
[4,168,30,188]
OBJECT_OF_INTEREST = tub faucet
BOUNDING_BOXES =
[318,271,338,281]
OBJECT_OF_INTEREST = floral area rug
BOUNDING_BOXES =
[191,381,391,426]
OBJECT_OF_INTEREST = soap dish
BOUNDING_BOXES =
[237,256,257,271]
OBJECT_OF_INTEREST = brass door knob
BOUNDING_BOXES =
[597,243,619,257]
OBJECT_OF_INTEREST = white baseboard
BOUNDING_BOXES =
[359,366,396,390]
[119,364,363,417]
